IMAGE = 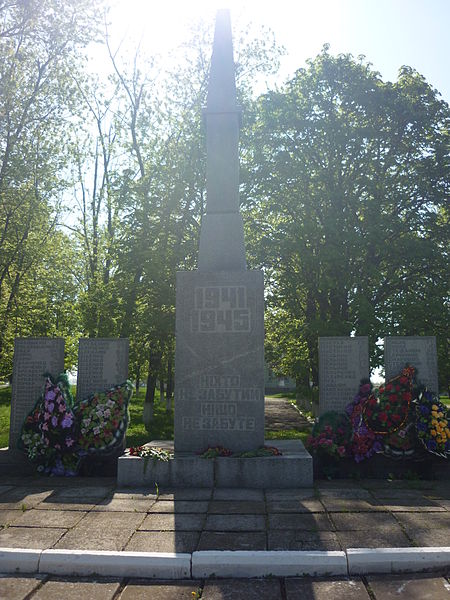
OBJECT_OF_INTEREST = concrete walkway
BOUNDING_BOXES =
[0,476,449,598]
[264,396,310,431]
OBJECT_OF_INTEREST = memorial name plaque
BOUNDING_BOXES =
[9,338,64,448]
[76,338,129,402]
[385,336,438,393]
[318,336,369,415]
[174,271,264,453]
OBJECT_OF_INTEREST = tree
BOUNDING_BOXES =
[242,47,449,386]
[0,0,104,374]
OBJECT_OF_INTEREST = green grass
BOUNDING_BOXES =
[265,429,310,444]
[265,392,297,400]
[0,387,11,448]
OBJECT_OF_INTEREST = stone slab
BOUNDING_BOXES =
[201,578,283,600]
[124,531,200,553]
[9,338,64,448]
[0,527,66,549]
[53,511,144,551]
[204,514,266,531]
[285,577,370,600]
[191,550,348,578]
[174,270,265,453]
[268,531,341,551]
[0,548,42,573]
[117,440,313,488]
[347,546,450,574]
[76,338,129,402]
[318,337,369,415]
[39,549,191,579]
[138,513,205,531]
[197,531,266,551]
[32,577,121,600]
[0,574,44,599]
[367,573,450,599]
[120,580,201,600]
[117,455,214,488]
[385,336,438,393]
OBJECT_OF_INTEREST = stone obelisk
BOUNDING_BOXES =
[174,9,265,453]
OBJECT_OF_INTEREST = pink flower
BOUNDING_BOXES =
[66,437,74,447]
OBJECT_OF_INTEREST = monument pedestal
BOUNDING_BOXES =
[174,270,265,454]
[117,439,313,488]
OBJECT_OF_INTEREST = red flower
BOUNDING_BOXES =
[389,394,397,402]
[385,384,392,392]
[379,411,388,422]
[402,392,411,401]
[392,414,402,422]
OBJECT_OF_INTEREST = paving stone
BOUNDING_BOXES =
[31,577,121,600]
[208,500,266,514]
[285,577,369,600]
[205,514,266,531]
[367,573,450,599]
[158,488,213,500]
[320,497,383,512]
[11,508,87,528]
[197,531,267,550]
[268,530,341,551]
[34,499,97,511]
[91,497,156,512]
[138,512,205,531]
[393,511,450,530]
[202,578,282,599]
[330,511,399,530]
[0,574,45,600]
[51,486,113,499]
[125,530,199,552]
[0,509,22,526]
[265,489,317,502]
[337,528,412,549]
[0,526,66,549]
[268,513,333,531]
[53,511,144,551]
[379,502,445,512]
[0,488,54,510]
[120,580,202,600]
[148,500,209,513]
[317,487,373,498]
[405,528,450,546]
[212,488,264,501]
[109,490,158,500]
[266,499,325,513]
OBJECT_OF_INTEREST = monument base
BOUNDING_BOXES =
[117,440,313,488]
[0,448,35,476]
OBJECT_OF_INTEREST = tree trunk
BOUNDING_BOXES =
[142,350,161,430]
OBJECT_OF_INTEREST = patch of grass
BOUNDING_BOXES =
[0,386,11,448]
[265,429,311,444]
[125,388,174,447]
[265,392,296,400]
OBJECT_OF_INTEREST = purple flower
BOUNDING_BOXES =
[46,390,56,401]
[420,405,430,416]
[51,416,58,427]
[426,440,437,450]
[47,402,55,413]
[61,414,73,429]
[65,437,74,447]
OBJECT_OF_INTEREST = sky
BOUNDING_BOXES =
[101,0,450,102]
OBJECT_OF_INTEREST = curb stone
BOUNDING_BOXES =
[0,547,449,578]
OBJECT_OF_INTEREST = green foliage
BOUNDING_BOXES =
[242,46,449,386]
[0,387,10,448]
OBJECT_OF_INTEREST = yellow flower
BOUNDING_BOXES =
[432,405,438,410]
[431,419,438,426]
[437,412,444,418]
[430,430,437,436]
[431,411,438,418]
[445,428,450,436]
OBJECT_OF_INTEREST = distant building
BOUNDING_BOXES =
[264,364,296,395]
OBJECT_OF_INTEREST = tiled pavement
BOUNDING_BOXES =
[0,477,449,597]
[1,573,450,599]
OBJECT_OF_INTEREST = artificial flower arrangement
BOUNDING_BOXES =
[345,379,383,462]
[306,412,352,459]
[20,373,133,476]
[415,390,450,457]
[307,365,448,463]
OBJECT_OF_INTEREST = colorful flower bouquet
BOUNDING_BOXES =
[346,380,383,462]
[74,382,132,455]
[415,390,450,457]
[20,374,133,475]
[307,411,352,458]
[19,374,80,476]
[363,366,415,435]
